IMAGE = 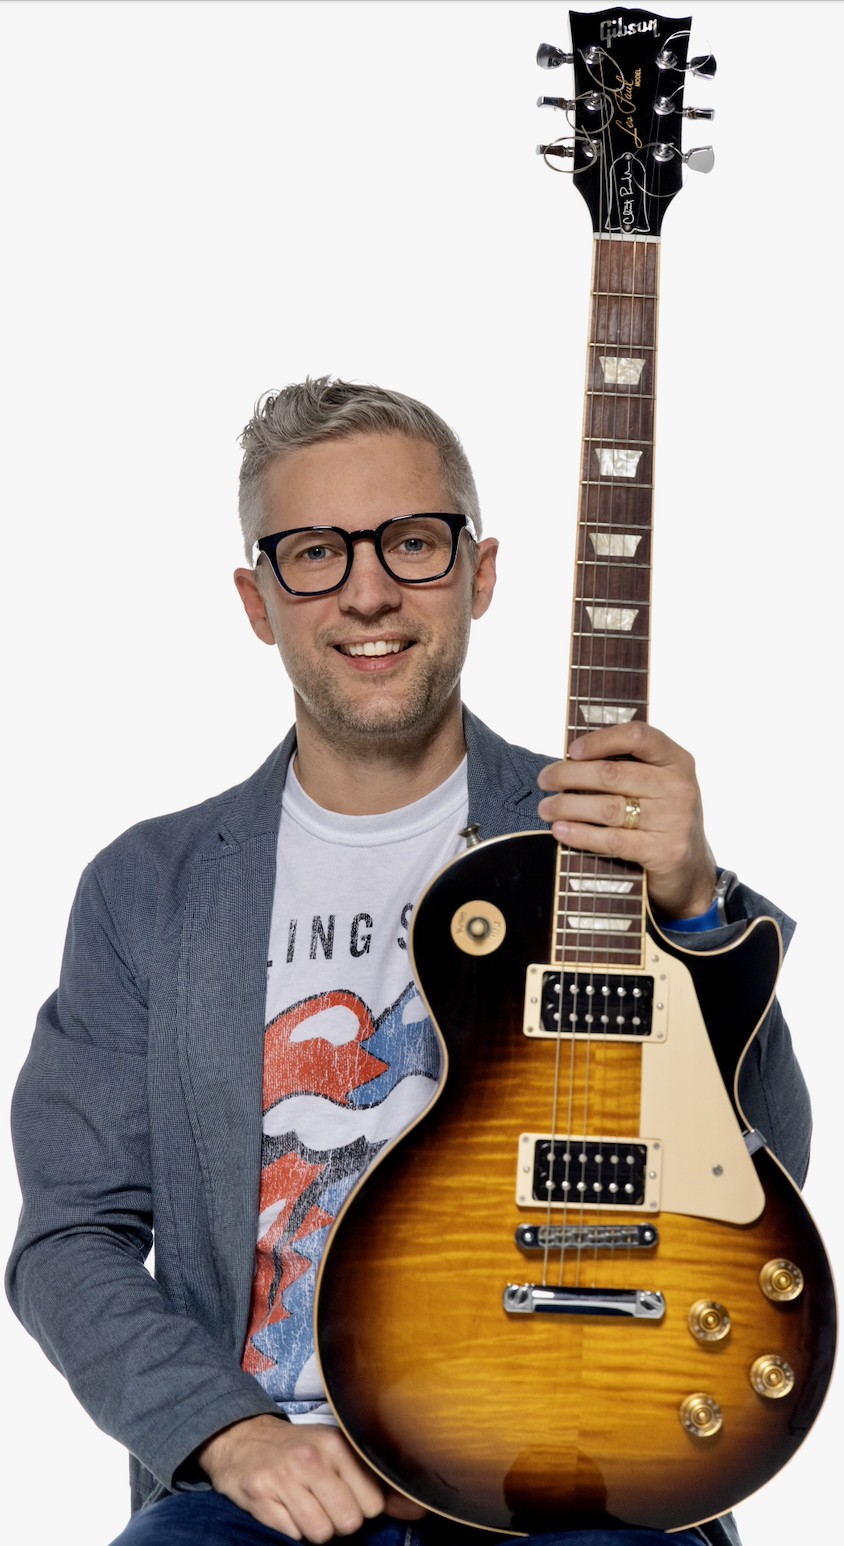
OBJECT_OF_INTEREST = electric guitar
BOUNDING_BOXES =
[315,8,837,1532]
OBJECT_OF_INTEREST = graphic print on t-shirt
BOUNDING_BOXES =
[241,754,469,1415]
[242,977,441,1408]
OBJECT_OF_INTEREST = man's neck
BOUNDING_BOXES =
[292,699,467,815]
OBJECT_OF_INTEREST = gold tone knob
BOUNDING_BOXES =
[688,1300,731,1342]
[679,1392,723,1438]
[759,1259,804,1302]
[749,1355,795,1399]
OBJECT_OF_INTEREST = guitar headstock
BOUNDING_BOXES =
[537,7,715,235]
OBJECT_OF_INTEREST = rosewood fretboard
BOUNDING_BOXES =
[555,233,659,971]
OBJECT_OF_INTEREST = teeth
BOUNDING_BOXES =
[346,640,404,657]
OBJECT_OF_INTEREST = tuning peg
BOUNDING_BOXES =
[537,96,577,110]
[683,106,714,121]
[690,53,716,78]
[536,143,574,159]
[683,144,715,173]
[537,42,573,69]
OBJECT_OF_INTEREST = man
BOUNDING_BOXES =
[7,378,811,1546]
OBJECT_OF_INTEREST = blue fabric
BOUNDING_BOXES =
[659,899,721,933]
[108,1491,706,1546]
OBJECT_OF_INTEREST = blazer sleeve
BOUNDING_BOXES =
[5,858,279,1493]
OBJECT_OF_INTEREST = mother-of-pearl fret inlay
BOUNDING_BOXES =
[558,235,659,968]
[596,448,642,477]
[589,533,642,558]
[599,355,646,385]
[586,606,638,632]
[566,914,633,932]
[567,877,635,895]
[579,704,638,725]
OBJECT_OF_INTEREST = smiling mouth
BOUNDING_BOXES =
[338,640,411,658]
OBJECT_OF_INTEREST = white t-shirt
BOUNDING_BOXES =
[241,757,469,1418]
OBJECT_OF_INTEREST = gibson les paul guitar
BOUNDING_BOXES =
[315,8,837,1533]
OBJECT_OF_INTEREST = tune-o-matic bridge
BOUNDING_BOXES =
[523,966,667,1040]
[517,1133,662,1209]
[503,1284,666,1319]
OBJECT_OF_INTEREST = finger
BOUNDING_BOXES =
[567,722,677,765]
[539,754,667,802]
[383,1488,428,1520]
[538,791,643,831]
[250,1476,364,1544]
[546,816,645,862]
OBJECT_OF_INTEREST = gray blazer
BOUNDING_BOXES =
[7,709,811,1537]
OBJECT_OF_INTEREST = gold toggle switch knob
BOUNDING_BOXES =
[749,1355,795,1399]
[679,1392,723,1438]
[759,1259,804,1302]
[688,1300,731,1342]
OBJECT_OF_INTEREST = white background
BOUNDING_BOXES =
[1,2,840,1541]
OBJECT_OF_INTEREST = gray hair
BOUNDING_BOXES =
[237,375,482,560]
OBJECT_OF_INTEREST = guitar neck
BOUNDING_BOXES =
[567,232,658,751]
[557,233,660,969]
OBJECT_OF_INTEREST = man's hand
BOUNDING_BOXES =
[536,722,717,920]
[197,1414,426,1543]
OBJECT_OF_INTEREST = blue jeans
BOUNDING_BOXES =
[107,1491,708,1546]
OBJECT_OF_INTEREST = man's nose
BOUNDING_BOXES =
[338,538,402,612]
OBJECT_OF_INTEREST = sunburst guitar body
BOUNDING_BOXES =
[316,832,836,1532]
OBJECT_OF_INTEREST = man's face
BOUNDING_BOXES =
[234,432,497,757]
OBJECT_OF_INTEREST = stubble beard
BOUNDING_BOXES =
[283,615,471,760]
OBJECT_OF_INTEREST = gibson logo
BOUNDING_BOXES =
[600,15,659,48]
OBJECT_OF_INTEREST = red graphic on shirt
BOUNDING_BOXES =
[242,991,389,1375]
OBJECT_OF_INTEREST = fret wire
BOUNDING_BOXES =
[560,232,657,952]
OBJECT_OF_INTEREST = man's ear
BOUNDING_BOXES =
[471,537,499,621]
[234,567,277,645]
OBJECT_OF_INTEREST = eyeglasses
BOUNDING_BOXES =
[254,513,475,597]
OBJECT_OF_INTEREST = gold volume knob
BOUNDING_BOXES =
[749,1355,795,1399]
[688,1300,731,1342]
[679,1392,723,1438]
[759,1259,804,1302]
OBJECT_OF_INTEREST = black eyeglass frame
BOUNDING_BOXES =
[254,513,476,597]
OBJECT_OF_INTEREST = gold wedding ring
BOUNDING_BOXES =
[623,798,641,830]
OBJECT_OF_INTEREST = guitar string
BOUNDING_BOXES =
[553,67,611,1289]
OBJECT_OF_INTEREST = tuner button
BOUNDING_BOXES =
[690,52,717,79]
[683,145,715,174]
[684,106,715,121]
[536,42,571,69]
